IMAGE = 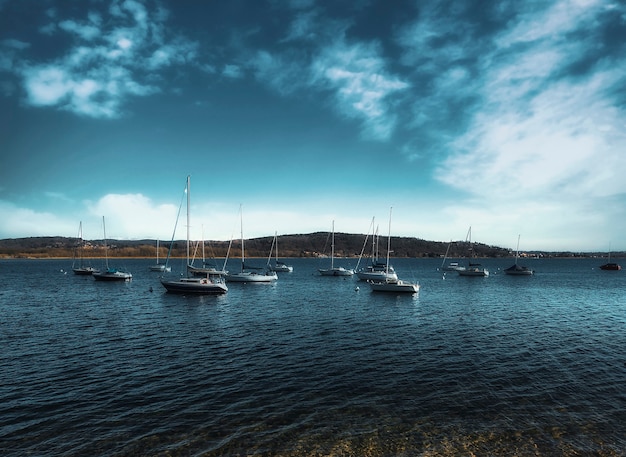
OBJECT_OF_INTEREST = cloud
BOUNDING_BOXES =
[9,0,198,118]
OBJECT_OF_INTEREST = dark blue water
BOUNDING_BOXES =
[1,257,625,456]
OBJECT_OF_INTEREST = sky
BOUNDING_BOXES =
[1,0,625,252]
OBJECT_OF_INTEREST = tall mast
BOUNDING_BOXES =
[386,207,392,273]
[186,175,190,267]
[240,205,244,272]
[331,220,335,269]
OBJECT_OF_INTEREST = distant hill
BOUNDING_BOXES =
[0,234,614,259]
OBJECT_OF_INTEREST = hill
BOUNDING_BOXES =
[0,233,519,259]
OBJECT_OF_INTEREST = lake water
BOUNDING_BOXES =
[1,257,625,456]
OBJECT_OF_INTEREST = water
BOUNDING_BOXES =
[1,257,625,456]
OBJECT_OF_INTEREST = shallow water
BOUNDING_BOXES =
[1,257,625,456]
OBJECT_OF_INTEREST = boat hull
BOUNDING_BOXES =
[356,270,398,281]
[369,279,419,293]
[599,263,621,271]
[226,272,278,282]
[161,277,228,294]
[458,267,489,277]
[93,269,132,281]
[150,264,171,272]
[73,267,96,275]
[319,268,354,276]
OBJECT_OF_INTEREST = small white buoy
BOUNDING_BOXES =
[355,286,360,291]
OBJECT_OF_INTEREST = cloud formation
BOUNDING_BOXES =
[10,0,197,118]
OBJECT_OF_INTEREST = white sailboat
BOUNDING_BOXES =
[93,216,132,281]
[504,235,533,275]
[161,176,228,294]
[226,206,278,283]
[188,225,227,277]
[457,226,489,277]
[72,221,96,275]
[269,231,293,272]
[369,207,419,293]
[440,240,465,272]
[149,239,171,272]
[319,220,354,276]
[356,217,397,281]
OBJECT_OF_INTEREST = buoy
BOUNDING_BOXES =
[355,286,360,291]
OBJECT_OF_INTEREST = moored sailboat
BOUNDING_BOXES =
[93,217,132,281]
[319,220,354,276]
[72,221,96,275]
[599,243,621,271]
[457,226,489,277]
[226,206,278,283]
[368,208,419,293]
[160,176,228,294]
[504,235,533,275]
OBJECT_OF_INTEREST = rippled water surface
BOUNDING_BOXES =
[1,257,625,456]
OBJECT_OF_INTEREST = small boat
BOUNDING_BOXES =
[457,227,489,277]
[599,244,621,271]
[149,239,171,272]
[161,176,228,294]
[319,220,354,276]
[93,216,132,282]
[72,221,96,275]
[226,206,278,283]
[504,235,533,276]
[440,240,465,272]
[356,217,398,281]
[188,228,227,277]
[368,208,419,293]
[268,232,293,272]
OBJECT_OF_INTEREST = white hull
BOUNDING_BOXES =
[150,264,171,272]
[319,267,354,276]
[93,269,132,281]
[369,279,419,293]
[458,267,489,277]
[161,277,227,294]
[356,269,397,281]
[226,271,278,282]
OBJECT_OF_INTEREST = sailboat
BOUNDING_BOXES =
[440,240,465,272]
[161,176,228,294]
[318,220,354,276]
[457,226,489,277]
[149,239,171,272]
[188,225,227,277]
[269,231,293,272]
[226,206,278,283]
[356,217,397,281]
[368,207,419,293]
[504,235,533,275]
[72,221,96,275]
[93,216,132,281]
[599,243,621,271]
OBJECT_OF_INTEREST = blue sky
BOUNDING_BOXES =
[1,0,625,251]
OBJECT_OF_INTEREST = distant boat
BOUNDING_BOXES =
[504,235,534,276]
[188,226,227,277]
[161,176,228,294]
[440,240,465,272]
[599,244,621,271]
[93,216,132,282]
[457,226,489,277]
[72,221,96,275]
[149,239,171,272]
[226,206,278,283]
[356,217,398,281]
[369,207,419,293]
[319,220,354,276]
[268,232,293,272]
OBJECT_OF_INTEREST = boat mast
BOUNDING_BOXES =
[186,175,190,270]
[515,234,521,266]
[331,220,335,269]
[240,205,245,272]
[102,216,108,269]
[386,207,392,274]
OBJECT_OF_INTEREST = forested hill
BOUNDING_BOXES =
[0,233,602,259]
[0,233,508,259]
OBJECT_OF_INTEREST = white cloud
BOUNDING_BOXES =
[11,1,197,118]
[310,40,409,140]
